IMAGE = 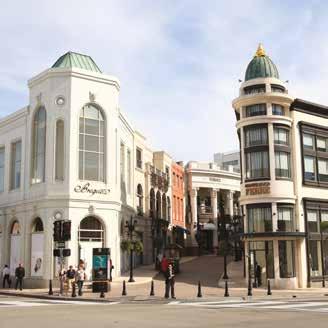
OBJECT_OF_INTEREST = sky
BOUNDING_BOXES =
[1,0,328,162]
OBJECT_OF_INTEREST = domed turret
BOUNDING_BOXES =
[245,44,279,81]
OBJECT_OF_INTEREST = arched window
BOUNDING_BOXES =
[11,220,21,235]
[79,216,104,242]
[162,193,167,220]
[137,184,143,214]
[31,107,46,184]
[79,104,105,181]
[156,191,161,219]
[55,120,64,180]
[32,217,44,232]
[150,188,155,219]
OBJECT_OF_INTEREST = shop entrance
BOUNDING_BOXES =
[78,216,105,279]
[249,241,274,286]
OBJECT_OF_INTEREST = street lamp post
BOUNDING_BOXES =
[125,216,137,283]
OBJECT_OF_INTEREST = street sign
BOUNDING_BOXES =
[56,241,65,248]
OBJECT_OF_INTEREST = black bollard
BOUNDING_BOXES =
[48,280,53,295]
[71,282,77,297]
[197,281,202,298]
[100,290,105,298]
[247,276,252,297]
[150,280,155,296]
[224,280,229,297]
[122,280,127,296]
[267,279,272,296]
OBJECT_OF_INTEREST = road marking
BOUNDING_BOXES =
[0,300,120,308]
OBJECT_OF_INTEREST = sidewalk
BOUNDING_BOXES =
[1,256,328,302]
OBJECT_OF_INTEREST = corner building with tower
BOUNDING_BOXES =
[233,44,328,289]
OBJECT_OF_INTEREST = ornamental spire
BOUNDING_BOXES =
[255,43,266,57]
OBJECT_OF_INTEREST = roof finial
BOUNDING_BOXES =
[255,43,266,57]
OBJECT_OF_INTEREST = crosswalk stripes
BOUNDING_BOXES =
[168,299,328,313]
[0,299,120,308]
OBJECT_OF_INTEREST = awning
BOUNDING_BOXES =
[173,225,190,234]
[202,223,216,231]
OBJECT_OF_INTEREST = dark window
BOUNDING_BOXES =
[136,148,142,169]
[307,209,319,233]
[247,205,272,233]
[318,158,328,182]
[271,85,285,93]
[309,240,322,277]
[245,104,266,117]
[274,127,289,145]
[245,125,268,147]
[277,205,294,232]
[272,104,285,116]
[279,241,296,278]
[246,151,269,179]
[244,84,266,95]
[304,156,316,181]
[275,151,291,178]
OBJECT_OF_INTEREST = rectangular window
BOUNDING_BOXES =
[309,240,322,277]
[279,241,295,278]
[120,143,125,183]
[247,205,272,233]
[318,158,328,182]
[245,126,268,147]
[127,149,131,194]
[10,141,21,190]
[275,151,291,178]
[245,104,266,117]
[246,151,269,179]
[277,205,294,232]
[317,137,327,152]
[307,209,319,233]
[55,120,64,181]
[0,147,4,192]
[136,147,142,169]
[272,104,285,115]
[303,133,315,150]
[274,127,289,145]
[304,156,316,181]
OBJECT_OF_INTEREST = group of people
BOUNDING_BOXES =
[2,264,25,290]
[59,265,86,296]
[160,255,176,299]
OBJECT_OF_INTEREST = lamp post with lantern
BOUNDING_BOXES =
[125,216,138,283]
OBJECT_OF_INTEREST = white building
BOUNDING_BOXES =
[213,151,240,172]
[233,44,328,289]
[185,161,240,254]
[0,52,173,287]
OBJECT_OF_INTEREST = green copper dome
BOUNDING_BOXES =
[52,51,102,73]
[245,44,279,81]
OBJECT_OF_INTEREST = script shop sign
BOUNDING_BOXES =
[74,182,110,196]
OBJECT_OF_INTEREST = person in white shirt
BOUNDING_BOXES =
[75,266,86,296]
[2,265,11,288]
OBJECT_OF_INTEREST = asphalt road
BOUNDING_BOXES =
[0,296,328,328]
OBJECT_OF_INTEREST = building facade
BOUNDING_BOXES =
[213,151,240,172]
[0,52,174,287]
[233,44,328,289]
[185,161,241,254]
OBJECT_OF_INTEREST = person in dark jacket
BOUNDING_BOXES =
[164,263,176,299]
[15,263,25,291]
[255,263,262,287]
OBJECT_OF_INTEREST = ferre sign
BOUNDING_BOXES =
[74,183,110,195]
[245,182,270,196]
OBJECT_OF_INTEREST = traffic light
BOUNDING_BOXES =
[62,221,71,241]
[53,249,61,257]
[62,249,71,257]
[53,221,62,242]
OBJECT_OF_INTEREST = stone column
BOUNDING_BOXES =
[190,188,198,246]
[211,189,219,248]
[227,191,234,216]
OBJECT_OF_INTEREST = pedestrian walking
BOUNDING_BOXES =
[75,266,86,296]
[255,263,262,287]
[66,265,76,291]
[15,263,25,291]
[2,265,11,288]
[161,255,169,275]
[164,263,176,299]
